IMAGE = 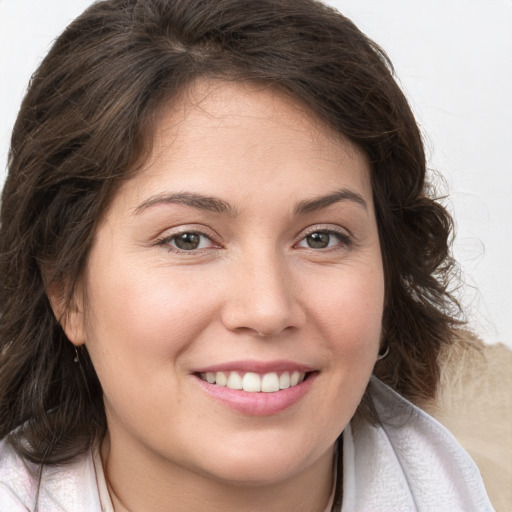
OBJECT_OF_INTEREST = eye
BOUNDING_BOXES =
[159,231,215,252]
[296,229,351,250]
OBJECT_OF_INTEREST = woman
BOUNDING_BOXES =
[0,0,495,510]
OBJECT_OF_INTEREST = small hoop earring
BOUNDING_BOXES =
[376,345,390,361]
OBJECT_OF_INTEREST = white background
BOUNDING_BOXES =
[1,0,511,347]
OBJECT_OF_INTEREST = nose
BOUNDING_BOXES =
[220,251,305,338]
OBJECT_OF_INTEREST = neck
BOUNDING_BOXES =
[101,436,337,512]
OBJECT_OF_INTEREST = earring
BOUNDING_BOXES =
[73,347,80,363]
[376,345,390,361]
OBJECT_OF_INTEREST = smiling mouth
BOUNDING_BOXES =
[198,370,307,393]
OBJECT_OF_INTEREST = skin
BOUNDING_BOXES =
[62,80,385,512]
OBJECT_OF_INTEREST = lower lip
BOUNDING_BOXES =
[195,373,316,416]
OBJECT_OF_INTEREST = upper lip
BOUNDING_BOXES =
[193,360,315,374]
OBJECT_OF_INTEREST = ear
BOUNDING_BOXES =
[46,279,87,346]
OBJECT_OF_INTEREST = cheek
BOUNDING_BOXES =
[296,264,384,442]
[83,259,221,368]
[81,263,223,425]
[305,263,385,357]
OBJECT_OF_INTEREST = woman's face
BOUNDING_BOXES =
[69,80,384,487]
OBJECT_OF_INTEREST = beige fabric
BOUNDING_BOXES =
[422,332,512,512]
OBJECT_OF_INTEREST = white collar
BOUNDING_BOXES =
[341,376,495,511]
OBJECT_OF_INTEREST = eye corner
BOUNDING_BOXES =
[294,226,353,252]
[154,228,222,254]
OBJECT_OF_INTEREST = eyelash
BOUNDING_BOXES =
[154,226,353,254]
[155,230,218,254]
[295,227,353,252]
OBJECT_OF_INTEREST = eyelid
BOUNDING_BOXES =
[154,225,222,253]
[294,224,353,249]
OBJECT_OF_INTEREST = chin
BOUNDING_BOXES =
[191,438,330,488]
[200,458,304,488]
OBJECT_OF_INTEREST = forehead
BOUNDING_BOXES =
[115,79,372,210]
[157,79,366,160]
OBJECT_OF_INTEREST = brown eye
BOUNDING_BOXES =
[297,229,351,250]
[174,233,201,250]
[165,232,214,251]
[306,232,331,249]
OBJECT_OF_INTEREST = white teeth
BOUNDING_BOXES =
[279,372,291,389]
[216,371,227,387]
[290,371,300,386]
[242,372,261,392]
[261,372,280,392]
[202,370,307,392]
[226,372,243,390]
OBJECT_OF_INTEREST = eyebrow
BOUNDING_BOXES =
[134,192,237,216]
[294,188,368,215]
[133,187,367,217]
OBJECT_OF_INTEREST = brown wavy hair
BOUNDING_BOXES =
[0,0,461,465]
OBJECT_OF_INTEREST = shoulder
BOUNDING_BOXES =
[423,331,512,511]
[0,438,38,510]
[0,438,104,512]
[342,376,495,511]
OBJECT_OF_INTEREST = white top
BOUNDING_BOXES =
[341,377,495,511]
[0,377,495,511]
